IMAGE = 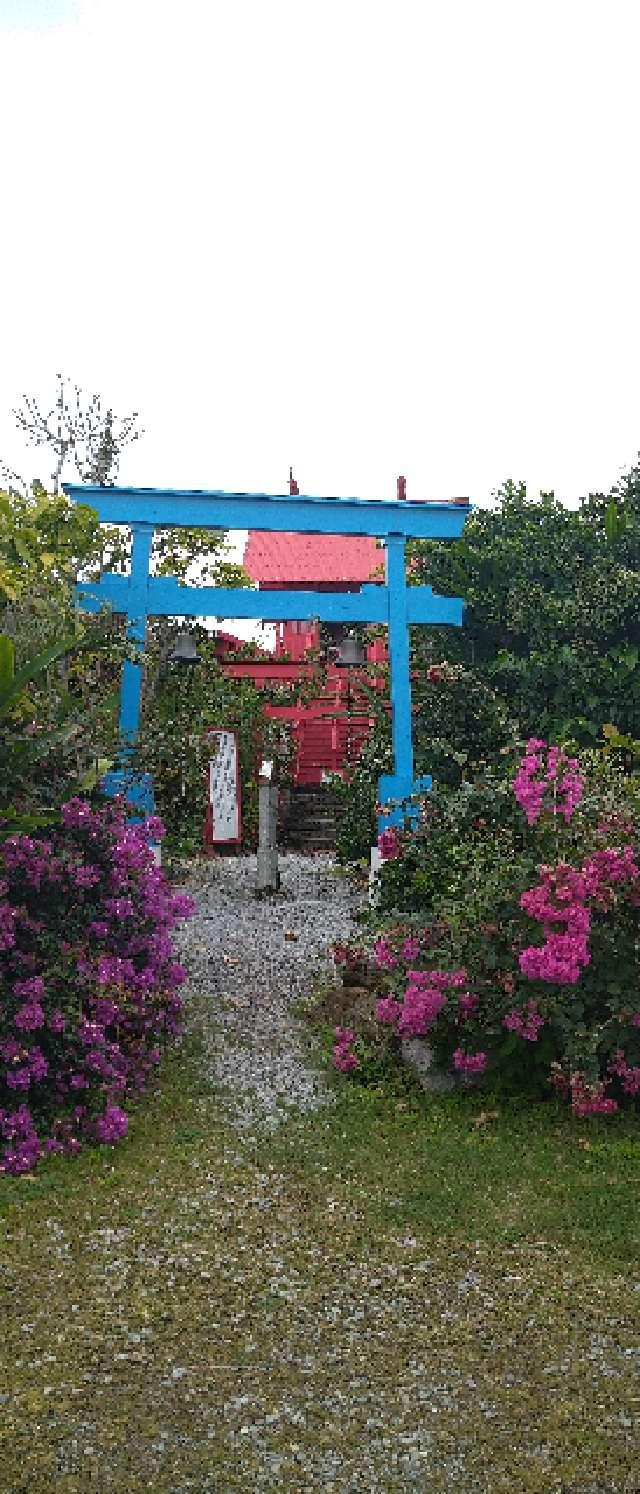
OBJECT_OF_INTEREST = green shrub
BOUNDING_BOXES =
[340,739,640,1114]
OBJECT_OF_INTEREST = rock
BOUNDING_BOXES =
[400,1038,456,1093]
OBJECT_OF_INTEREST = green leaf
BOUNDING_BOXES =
[75,757,114,793]
[0,633,105,720]
[619,646,638,672]
[17,723,79,762]
[0,634,15,693]
[604,499,626,543]
[0,807,59,840]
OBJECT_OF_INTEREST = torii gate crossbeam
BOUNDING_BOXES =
[64,484,470,831]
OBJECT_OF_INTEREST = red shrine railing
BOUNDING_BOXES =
[220,656,384,785]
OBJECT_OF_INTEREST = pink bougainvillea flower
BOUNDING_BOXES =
[333,1049,358,1072]
[144,816,166,842]
[396,987,445,1037]
[0,901,17,951]
[457,992,479,1020]
[332,1024,359,1072]
[608,1051,640,1097]
[519,845,640,992]
[375,996,400,1025]
[377,828,400,861]
[12,976,45,1002]
[503,1000,544,1041]
[95,1104,129,1144]
[452,1048,487,1076]
[512,741,584,826]
[69,863,102,889]
[569,1072,618,1117]
[373,936,397,970]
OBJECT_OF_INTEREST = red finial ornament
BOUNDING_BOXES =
[397,475,406,501]
[289,466,299,496]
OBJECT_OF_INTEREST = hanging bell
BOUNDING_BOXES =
[336,633,364,666]
[170,630,201,665]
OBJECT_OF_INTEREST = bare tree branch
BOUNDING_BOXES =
[11,374,144,493]
[0,461,29,498]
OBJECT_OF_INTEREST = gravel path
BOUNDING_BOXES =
[174,853,361,1134]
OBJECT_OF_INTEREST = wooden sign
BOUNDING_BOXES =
[205,728,241,847]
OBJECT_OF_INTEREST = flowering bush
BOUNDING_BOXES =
[513,739,584,825]
[337,740,640,1116]
[0,797,194,1174]
[333,1026,359,1072]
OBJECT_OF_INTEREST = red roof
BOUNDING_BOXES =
[243,531,383,585]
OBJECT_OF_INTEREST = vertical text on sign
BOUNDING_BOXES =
[206,728,242,846]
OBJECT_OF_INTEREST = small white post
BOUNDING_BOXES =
[369,843,382,904]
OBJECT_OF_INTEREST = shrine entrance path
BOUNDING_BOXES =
[2,855,639,1492]
[173,851,360,1137]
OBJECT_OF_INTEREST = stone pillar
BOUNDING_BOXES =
[256,761,279,895]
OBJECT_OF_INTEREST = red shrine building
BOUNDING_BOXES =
[243,528,385,661]
[219,483,389,784]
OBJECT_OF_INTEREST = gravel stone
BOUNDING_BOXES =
[174,852,361,1134]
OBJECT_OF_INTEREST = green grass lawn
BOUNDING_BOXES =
[1,1024,639,1492]
[265,1071,640,1269]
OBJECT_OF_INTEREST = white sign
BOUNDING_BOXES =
[208,729,240,842]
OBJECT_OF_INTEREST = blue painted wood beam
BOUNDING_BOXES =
[63,483,469,540]
[76,575,463,627]
[385,534,414,792]
[377,773,433,834]
[119,522,153,746]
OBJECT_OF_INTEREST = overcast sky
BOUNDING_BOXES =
[1,0,639,517]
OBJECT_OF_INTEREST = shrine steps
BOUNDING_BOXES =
[280,787,340,852]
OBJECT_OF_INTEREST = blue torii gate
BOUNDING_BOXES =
[64,483,469,831]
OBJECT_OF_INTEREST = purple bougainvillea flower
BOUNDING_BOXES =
[0,797,194,1174]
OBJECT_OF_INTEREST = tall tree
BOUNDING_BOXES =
[1,376,248,587]
[408,466,640,744]
[6,372,142,494]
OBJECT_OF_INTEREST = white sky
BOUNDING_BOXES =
[1,0,639,525]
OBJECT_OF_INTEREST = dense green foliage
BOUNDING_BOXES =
[0,627,121,836]
[330,673,391,862]
[409,465,640,745]
[0,481,254,840]
[333,659,514,863]
[138,625,367,860]
[339,741,640,1114]
[333,461,640,864]
[135,625,295,859]
[0,487,126,830]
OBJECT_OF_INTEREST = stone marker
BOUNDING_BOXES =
[256,760,280,895]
